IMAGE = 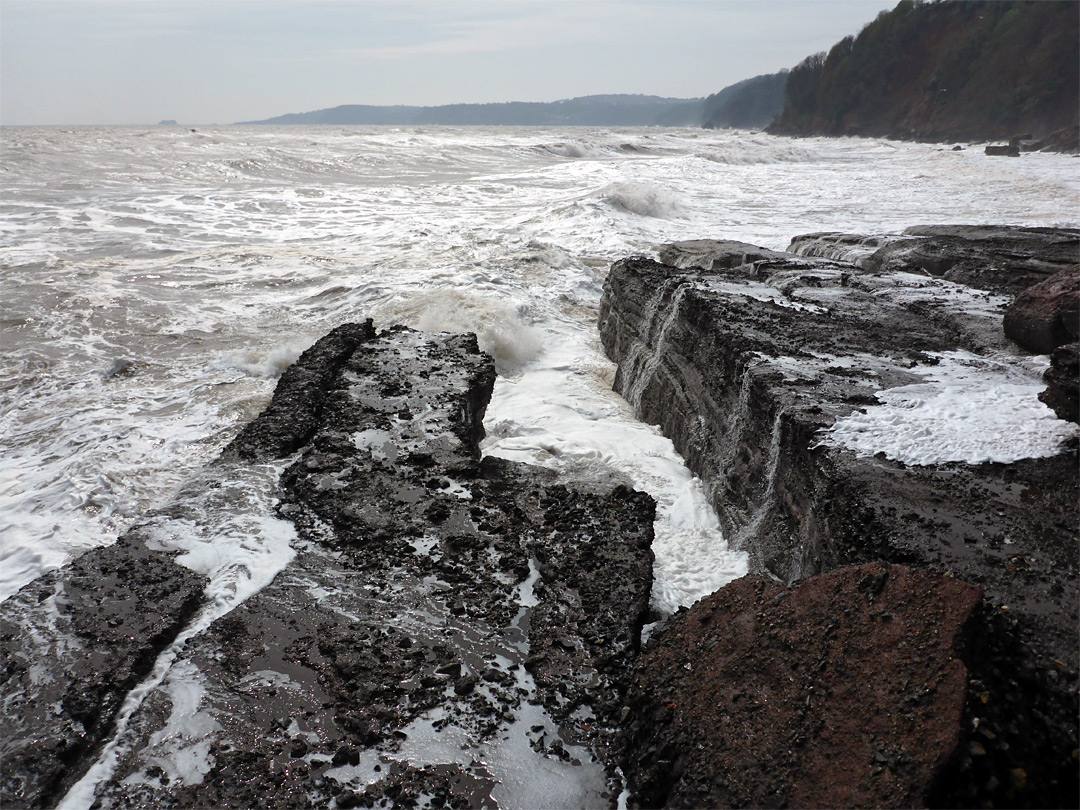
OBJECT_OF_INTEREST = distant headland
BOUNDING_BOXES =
[237,94,705,127]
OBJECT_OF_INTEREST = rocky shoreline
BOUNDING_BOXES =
[2,324,656,809]
[600,226,1078,808]
[2,226,1078,809]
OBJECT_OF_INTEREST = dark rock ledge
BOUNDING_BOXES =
[601,227,1079,808]
[0,532,206,808]
[2,322,655,809]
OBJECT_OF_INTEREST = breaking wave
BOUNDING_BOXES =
[598,181,684,219]
[378,290,544,371]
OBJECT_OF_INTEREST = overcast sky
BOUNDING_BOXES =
[1,0,896,126]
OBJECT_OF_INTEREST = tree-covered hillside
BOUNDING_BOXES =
[769,0,1079,144]
[701,72,788,130]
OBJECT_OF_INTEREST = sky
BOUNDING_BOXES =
[1,0,897,126]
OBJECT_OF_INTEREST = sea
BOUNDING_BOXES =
[1,125,1078,806]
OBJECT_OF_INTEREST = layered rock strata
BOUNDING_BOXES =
[2,323,655,809]
[600,233,1079,806]
[789,225,1080,294]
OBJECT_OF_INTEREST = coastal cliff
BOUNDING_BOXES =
[700,72,788,130]
[768,0,1079,148]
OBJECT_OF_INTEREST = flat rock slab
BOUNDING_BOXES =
[621,563,981,809]
[1,531,206,808]
[789,225,1080,294]
[46,323,655,809]
[599,241,1078,665]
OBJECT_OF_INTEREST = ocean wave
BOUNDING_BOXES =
[598,181,684,219]
[216,342,308,379]
[700,138,813,165]
[539,140,609,159]
[377,290,543,371]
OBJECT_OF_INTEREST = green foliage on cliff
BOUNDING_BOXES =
[701,71,788,130]
[769,0,1079,142]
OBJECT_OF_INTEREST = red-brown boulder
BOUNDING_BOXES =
[1003,268,1080,354]
[621,563,982,809]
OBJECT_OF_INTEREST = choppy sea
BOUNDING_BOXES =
[2,124,1077,614]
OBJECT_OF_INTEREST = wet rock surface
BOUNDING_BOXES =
[0,531,207,808]
[600,232,1079,807]
[1003,268,1080,355]
[1040,341,1080,423]
[657,240,789,272]
[621,564,982,809]
[223,320,377,461]
[1,322,655,809]
[790,224,1080,294]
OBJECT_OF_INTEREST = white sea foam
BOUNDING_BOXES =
[701,137,814,165]
[216,341,308,379]
[378,289,544,371]
[6,124,1075,607]
[482,324,748,615]
[120,659,220,789]
[543,140,608,159]
[56,460,296,810]
[819,351,1079,465]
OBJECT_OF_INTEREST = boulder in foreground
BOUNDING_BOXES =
[622,564,981,809]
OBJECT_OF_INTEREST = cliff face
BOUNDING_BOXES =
[769,0,1079,145]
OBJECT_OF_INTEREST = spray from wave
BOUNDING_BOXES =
[377,290,544,372]
[598,181,684,219]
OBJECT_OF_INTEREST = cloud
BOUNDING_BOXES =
[345,0,710,61]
